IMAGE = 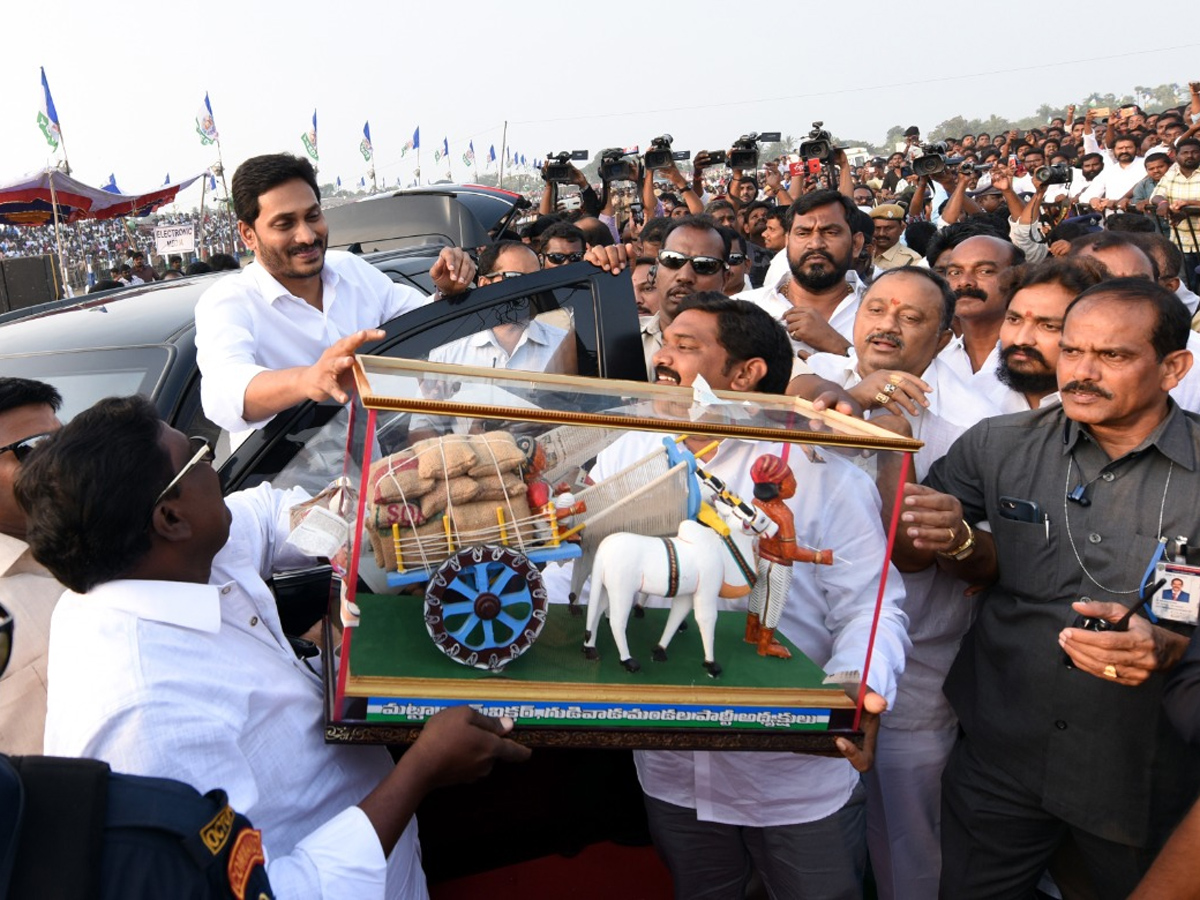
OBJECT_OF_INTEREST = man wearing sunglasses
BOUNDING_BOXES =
[536,220,587,268]
[17,396,530,899]
[428,241,567,373]
[0,377,63,756]
[636,215,732,371]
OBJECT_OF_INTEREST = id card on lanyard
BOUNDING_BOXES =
[1152,562,1200,625]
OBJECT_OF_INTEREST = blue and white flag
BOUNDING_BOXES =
[301,109,319,161]
[195,92,218,145]
[360,122,373,161]
[37,67,62,150]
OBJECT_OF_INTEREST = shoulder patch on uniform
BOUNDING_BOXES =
[227,828,266,900]
[200,804,235,855]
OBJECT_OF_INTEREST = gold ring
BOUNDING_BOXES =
[1104,664,1118,679]
[888,374,903,385]
[874,392,891,405]
[883,383,898,395]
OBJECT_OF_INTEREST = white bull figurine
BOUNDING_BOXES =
[582,510,756,678]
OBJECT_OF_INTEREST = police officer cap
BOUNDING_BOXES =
[869,204,906,221]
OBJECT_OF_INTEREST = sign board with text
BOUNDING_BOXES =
[154,224,195,256]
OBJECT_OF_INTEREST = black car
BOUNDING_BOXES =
[0,205,653,887]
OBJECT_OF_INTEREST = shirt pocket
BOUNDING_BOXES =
[991,516,1060,601]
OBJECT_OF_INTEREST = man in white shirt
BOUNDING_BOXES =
[938,234,1026,404]
[993,257,1108,414]
[737,189,867,358]
[808,269,993,900]
[18,395,530,900]
[609,292,908,898]
[428,241,567,372]
[1083,113,1148,209]
[195,153,476,434]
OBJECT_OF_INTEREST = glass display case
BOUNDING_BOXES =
[322,354,923,752]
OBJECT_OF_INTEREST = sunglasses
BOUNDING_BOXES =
[656,249,727,277]
[543,251,585,265]
[482,271,528,282]
[0,432,54,463]
[727,253,747,267]
[0,604,10,679]
[150,436,215,514]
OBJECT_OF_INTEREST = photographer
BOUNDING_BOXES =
[537,161,601,218]
[933,163,989,231]
[643,154,703,218]
[1082,108,1147,206]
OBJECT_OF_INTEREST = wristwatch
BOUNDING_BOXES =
[938,520,977,561]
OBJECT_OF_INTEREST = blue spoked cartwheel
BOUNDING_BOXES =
[424,545,549,671]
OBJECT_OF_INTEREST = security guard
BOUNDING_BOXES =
[0,602,274,900]
[870,203,923,270]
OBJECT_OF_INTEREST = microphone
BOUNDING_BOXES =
[1067,484,1091,506]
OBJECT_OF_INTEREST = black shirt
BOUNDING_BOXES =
[925,403,1200,846]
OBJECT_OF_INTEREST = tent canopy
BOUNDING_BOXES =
[0,168,202,227]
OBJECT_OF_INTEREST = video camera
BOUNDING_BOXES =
[727,132,782,170]
[543,150,589,183]
[798,122,834,163]
[597,148,640,182]
[912,143,994,178]
[1034,163,1073,186]
[912,142,950,177]
[643,135,691,170]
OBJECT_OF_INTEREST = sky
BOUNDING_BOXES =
[2,0,1195,211]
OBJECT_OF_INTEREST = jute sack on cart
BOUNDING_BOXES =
[368,496,536,572]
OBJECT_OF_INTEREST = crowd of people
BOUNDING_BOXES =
[3,79,1200,900]
[0,209,241,292]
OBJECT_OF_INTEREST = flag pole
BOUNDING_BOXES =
[213,137,236,257]
[499,120,508,190]
[58,131,72,177]
[45,165,70,297]
[197,174,208,260]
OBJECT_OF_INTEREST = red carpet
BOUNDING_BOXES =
[430,841,673,899]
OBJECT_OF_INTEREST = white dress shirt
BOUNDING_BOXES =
[1081,133,1148,201]
[43,484,426,900]
[592,433,909,827]
[736,272,865,358]
[937,336,1012,411]
[803,352,995,730]
[427,319,567,372]
[195,250,431,433]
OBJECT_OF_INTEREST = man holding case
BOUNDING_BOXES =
[18,396,529,899]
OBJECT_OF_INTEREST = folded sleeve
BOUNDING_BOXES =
[195,288,275,433]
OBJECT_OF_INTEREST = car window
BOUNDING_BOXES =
[0,347,171,423]
[264,277,601,496]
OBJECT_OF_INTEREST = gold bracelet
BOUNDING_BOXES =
[937,520,977,561]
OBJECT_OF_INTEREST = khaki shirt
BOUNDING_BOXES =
[0,532,64,755]
[873,242,923,271]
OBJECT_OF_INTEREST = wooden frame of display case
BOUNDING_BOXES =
[324,356,921,751]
